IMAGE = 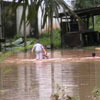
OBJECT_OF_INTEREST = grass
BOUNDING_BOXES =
[0,46,29,64]
[39,28,61,48]
[0,51,14,63]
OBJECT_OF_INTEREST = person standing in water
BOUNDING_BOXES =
[32,40,47,60]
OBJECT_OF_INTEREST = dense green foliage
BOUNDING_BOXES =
[88,16,100,32]
[95,16,100,32]
[75,0,100,9]
[40,29,61,48]
[0,51,14,63]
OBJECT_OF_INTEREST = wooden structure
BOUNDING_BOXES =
[58,7,100,47]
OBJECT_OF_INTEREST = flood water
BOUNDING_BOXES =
[0,49,100,100]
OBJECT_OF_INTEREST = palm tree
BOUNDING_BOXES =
[8,0,84,48]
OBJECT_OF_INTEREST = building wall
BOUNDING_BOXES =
[16,6,60,36]
[38,8,60,34]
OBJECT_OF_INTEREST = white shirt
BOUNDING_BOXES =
[33,43,43,52]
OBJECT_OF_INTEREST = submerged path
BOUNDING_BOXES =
[2,49,100,64]
[3,56,100,64]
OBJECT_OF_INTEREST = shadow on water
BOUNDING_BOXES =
[0,49,100,100]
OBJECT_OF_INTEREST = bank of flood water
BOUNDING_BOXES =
[0,49,100,100]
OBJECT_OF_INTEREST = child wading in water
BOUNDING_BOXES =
[31,40,48,60]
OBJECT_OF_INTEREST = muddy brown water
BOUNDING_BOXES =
[0,49,100,100]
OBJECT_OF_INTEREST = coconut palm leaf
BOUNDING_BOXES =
[9,0,83,31]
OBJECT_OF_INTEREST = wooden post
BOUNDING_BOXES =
[0,1,3,51]
[23,3,27,51]
[50,17,53,49]
[60,17,63,47]
[92,16,94,30]
[87,16,89,29]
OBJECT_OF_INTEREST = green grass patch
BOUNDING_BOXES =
[39,29,61,48]
[0,51,14,63]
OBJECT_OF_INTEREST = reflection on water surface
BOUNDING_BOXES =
[0,50,100,100]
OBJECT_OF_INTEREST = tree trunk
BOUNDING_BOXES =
[50,17,53,49]
[33,12,39,39]
[49,1,54,49]
[23,7,27,50]
[23,18,26,48]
